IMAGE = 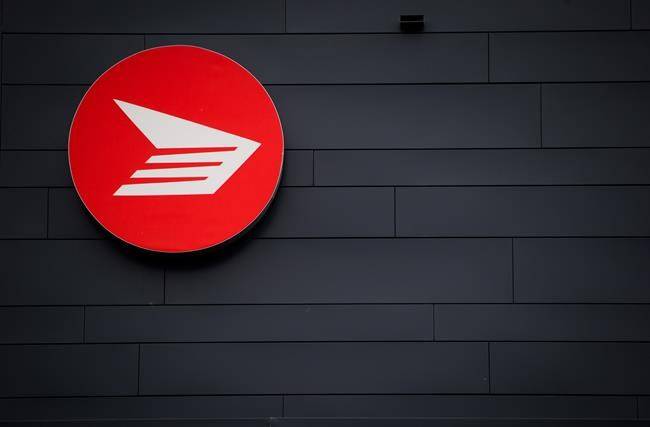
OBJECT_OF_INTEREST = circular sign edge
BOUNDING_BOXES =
[67,44,285,254]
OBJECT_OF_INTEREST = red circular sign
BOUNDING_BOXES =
[69,45,284,253]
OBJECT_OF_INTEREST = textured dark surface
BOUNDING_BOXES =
[514,238,650,302]
[139,342,488,394]
[0,150,70,186]
[85,304,434,342]
[2,34,144,84]
[435,304,650,341]
[0,396,283,420]
[3,0,285,33]
[491,343,650,394]
[316,149,650,185]
[0,344,139,396]
[1,85,86,149]
[1,0,649,424]
[0,307,83,343]
[268,85,540,149]
[164,239,511,304]
[284,395,637,418]
[490,32,650,82]
[0,241,163,305]
[147,34,487,84]
[542,83,650,147]
[286,0,630,32]
[396,187,650,236]
[0,188,47,238]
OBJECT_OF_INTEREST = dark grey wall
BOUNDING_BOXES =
[1,0,650,426]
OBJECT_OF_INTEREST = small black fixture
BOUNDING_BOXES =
[400,15,425,33]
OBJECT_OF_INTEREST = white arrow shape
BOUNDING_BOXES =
[113,99,260,196]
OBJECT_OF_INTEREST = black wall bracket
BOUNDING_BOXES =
[400,14,425,33]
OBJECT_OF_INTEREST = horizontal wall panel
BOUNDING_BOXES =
[491,342,650,394]
[3,35,142,84]
[0,151,71,187]
[397,187,650,237]
[274,420,648,427]
[542,83,650,148]
[147,34,487,84]
[316,149,650,185]
[285,395,636,418]
[0,420,641,427]
[0,396,282,421]
[165,238,511,304]
[514,238,650,303]
[48,188,104,239]
[436,305,650,341]
[0,188,46,238]
[256,188,394,238]
[0,307,83,344]
[282,150,313,186]
[287,0,629,32]
[0,412,636,426]
[0,345,138,397]
[140,342,488,394]
[491,32,650,82]
[0,421,266,427]
[1,85,85,150]
[86,305,433,342]
[640,397,650,419]
[269,85,539,149]
[633,0,650,29]
[0,240,163,305]
[0,422,268,427]
[3,0,285,33]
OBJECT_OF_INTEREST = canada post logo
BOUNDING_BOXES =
[112,99,261,196]
[68,46,284,253]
